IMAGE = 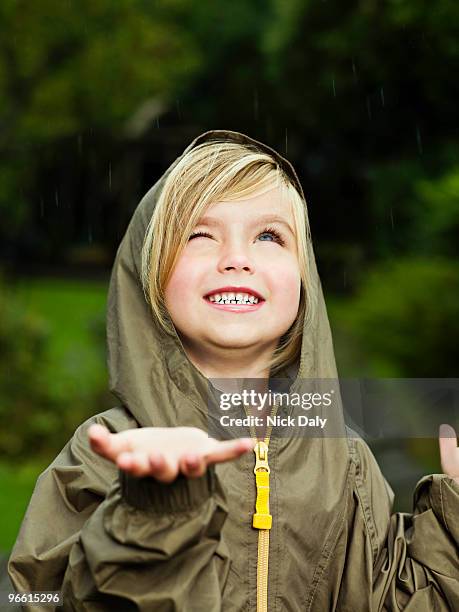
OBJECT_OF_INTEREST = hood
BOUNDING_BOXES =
[106,129,346,438]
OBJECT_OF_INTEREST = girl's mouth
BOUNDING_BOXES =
[203,296,265,313]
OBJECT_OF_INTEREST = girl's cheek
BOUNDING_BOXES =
[166,259,199,295]
[270,262,300,288]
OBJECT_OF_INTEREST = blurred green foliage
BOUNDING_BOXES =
[0,277,56,458]
[0,275,112,462]
[331,257,459,377]
[2,0,459,268]
[366,143,459,260]
[0,0,202,140]
[0,460,48,553]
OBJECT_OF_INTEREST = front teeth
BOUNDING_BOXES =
[208,292,259,304]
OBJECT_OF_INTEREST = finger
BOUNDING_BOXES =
[88,424,130,462]
[179,452,206,478]
[439,423,459,475]
[116,451,134,471]
[88,424,111,457]
[204,437,256,465]
[127,451,151,477]
[148,451,179,483]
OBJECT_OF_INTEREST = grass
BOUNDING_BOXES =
[13,277,109,402]
[0,461,49,554]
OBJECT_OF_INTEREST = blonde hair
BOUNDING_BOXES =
[141,139,318,377]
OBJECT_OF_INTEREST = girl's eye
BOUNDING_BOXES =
[189,231,213,240]
[257,226,285,245]
[188,226,286,245]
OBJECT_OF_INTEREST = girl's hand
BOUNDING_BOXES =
[88,424,255,483]
[439,423,459,486]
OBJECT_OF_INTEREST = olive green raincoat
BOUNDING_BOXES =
[8,130,459,611]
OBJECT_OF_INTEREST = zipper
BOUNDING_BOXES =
[245,399,279,612]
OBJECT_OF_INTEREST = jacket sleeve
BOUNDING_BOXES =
[8,415,230,612]
[347,436,459,611]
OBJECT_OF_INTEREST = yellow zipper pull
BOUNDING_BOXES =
[252,440,272,530]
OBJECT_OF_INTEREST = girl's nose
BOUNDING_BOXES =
[218,251,255,274]
[223,261,253,273]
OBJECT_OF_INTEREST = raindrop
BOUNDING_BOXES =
[415,124,423,155]
[55,190,59,208]
[380,87,385,107]
[390,206,394,230]
[366,96,372,119]
[352,60,359,83]
[88,225,93,243]
[156,117,160,129]
[343,269,347,287]
[176,99,181,120]
[108,163,112,190]
[332,76,336,97]
[285,128,288,155]
[40,197,44,218]
[78,134,82,155]
[266,115,272,140]
[254,88,259,120]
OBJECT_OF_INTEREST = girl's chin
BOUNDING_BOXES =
[205,332,263,348]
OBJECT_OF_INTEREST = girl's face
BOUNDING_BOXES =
[164,186,301,361]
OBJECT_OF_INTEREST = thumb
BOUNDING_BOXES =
[88,424,131,462]
[438,423,459,477]
[204,437,255,465]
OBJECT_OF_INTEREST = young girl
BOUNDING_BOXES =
[8,130,459,611]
